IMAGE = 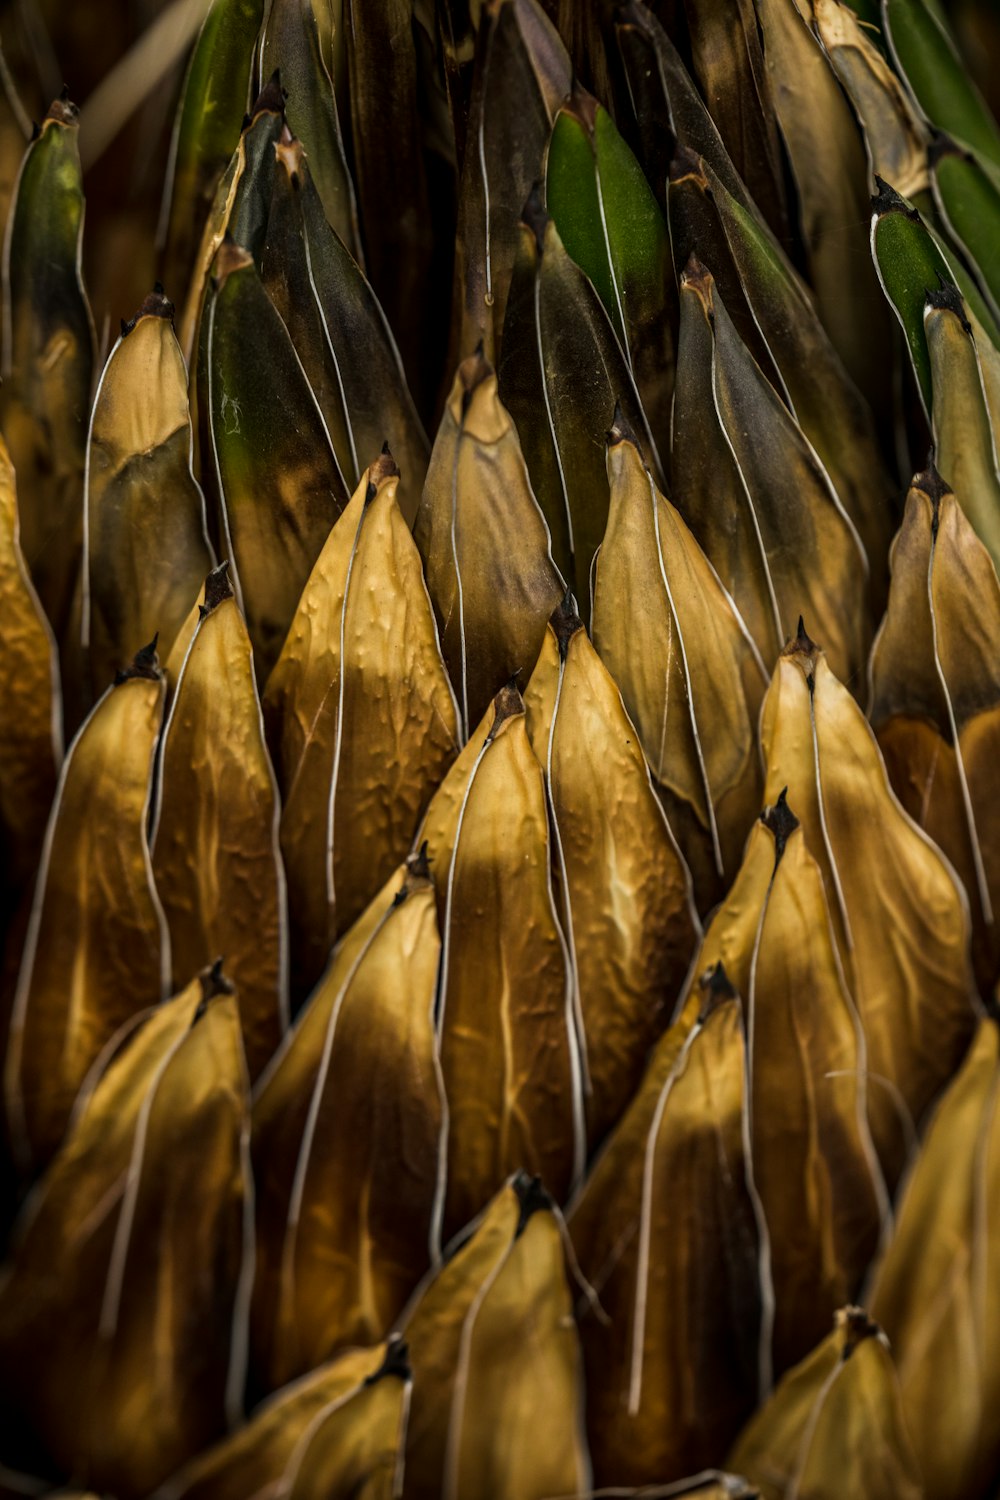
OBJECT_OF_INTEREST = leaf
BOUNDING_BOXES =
[923,285,1000,575]
[4,641,168,1175]
[178,75,286,360]
[449,0,570,366]
[0,967,251,1498]
[728,1308,923,1499]
[568,985,763,1486]
[594,416,767,911]
[0,97,95,647]
[673,258,869,683]
[499,188,662,609]
[760,623,977,1186]
[82,289,215,690]
[415,349,564,741]
[680,0,789,238]
[154,1341,408,1500]
[398,1173,589,1500]
[883,0,1000,170]
[343,0,435,400]
[263,454,458,1000]
[669,150,894,581]
[869,1014,1000,1499]
[422,684,584,1240]
[258,0,361,259]
[249,854,444,1392]
[693,795,886,1377]
[157,0,265,303]
[0,430,62,902]
[870,465,1000,991]
[523,597,699,1150]
[931,138,1000,321]
[752,0,891,417]
[869,175,952,416]
[150,564,287,1078]
[545,88,675,445]
[260,135,430,524]
[813,0,930,201]
[199,239,349,680]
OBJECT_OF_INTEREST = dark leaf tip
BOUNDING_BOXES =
[550,592,584,658]
[489,681,525,738]
[872,175,919,221]
[250,70,285,121]
[761,787,799,864]
[115,635,161,685]
[925,280,971,334]
[121,287,175,337]
[838,1305,881,1359]
[364,1335,411,1386]
[607,397,641,450]
[698,960,739,1022]
[512,1171,553,1235]
[199,560,234,617]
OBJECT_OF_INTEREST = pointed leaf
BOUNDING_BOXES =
[263,455,458,998]
[83,289,215,689]
[415,350,564,741]
[4,643,168,1173]
[250,856,443,1391]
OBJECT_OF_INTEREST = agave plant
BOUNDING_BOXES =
[0,0,999,1495]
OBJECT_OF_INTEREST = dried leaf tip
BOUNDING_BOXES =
[213,236,254,285]
[250,69,286,121]
[761,787,800,865]
[199,560,234,618]
[364,1335,412,1386]
[275,132,306,185]
[872,175,920,220]
[784,616,818,659]
[698,960,739,1022]
[195,958,236,1020]
[115,634,161,685]
[563,82,599,132]
[488,681,525,739]
[520,181,549,256]
[913,461,950,535]
[669,144,708,188]
[365,446,400,498]
[680,254,715,315]
[924,281,971,334]
[120,286,175,337]
[44,94,79,126]
[512,1171,554,1235]
[407,841,432,882]
[550,592,584,659]
[606,398,641,451]
[837,1305,881,1360]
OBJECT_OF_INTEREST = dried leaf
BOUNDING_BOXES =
[151,564,287,1078]
[415,684,584,1239]
[0,968,251,1498]
[761,624,976,1185]
[199,239,349,679]
[693,795,886,1376]
[83,289,215,689]
[4,642,168,1174]
[0,98,95,646]
[499,188,661,608]
[569,987,763,1485]
[154,1341,408,1500]
[594,417,767,910]
[0,431,62,902]
[260,135,429,523]
[728,1308,923,1500]
[870,466,1000,990]
[673,259,868,682]
[523,598,699,1149]
[415,349,564,741]
[869,1014,1000,1499]
[250,854,444,1391]
[263,454,458,999]
[399,1173,590,1500]
[449,0,570,366]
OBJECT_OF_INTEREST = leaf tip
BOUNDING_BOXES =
[550,592,584,659]
[761,787,799,866]
[512,1171,553,1235]
[364,1335,411,1386]
[199,560,234,618]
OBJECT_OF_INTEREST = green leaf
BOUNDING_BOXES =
[546,91,674,445]
[158,0,265,298]
[869,177,952,416]
[883,0,1000,169]
[931,141,1000,321]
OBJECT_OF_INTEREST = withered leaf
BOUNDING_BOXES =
[4,643,168,1173]
[263,456,458,1000]
[151,566,287,1078]
[415,349,564,741]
